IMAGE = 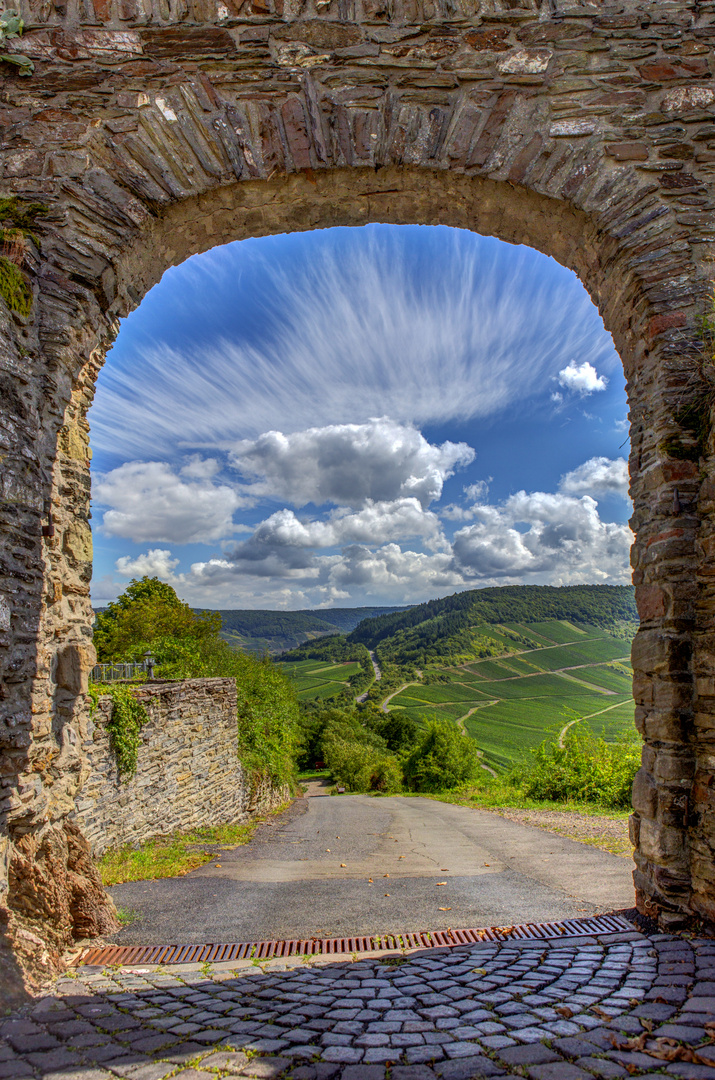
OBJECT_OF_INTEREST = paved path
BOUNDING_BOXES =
[108,796,634,945]
[5,925,715,1080]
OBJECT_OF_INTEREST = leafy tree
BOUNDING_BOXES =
[93,577,300,786]
[403,719,481,792]
[94,576,220,662]
[373,712,418,755]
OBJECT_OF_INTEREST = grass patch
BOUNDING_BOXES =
[115,905,139,926]
[99,807,289,885]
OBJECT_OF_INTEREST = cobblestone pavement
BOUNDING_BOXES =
[3,928,715,1080]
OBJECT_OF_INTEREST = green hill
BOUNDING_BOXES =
[347,584,636,667]
[214,605,405,655]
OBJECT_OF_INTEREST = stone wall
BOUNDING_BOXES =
[1,0,715,992]
[72,679,286,856]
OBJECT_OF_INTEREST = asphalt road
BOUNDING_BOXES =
[109,794,635,944]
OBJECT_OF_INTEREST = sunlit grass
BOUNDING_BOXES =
[99,805,289,885]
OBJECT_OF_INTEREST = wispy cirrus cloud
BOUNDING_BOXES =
[89,226,617,462]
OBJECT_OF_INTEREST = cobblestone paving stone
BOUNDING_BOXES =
[3,930,715,1080]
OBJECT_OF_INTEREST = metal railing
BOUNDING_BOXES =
[90,654,155,683]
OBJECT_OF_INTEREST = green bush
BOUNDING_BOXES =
[514,725,639,809]
[403,718,481,792]
[320,709,401,793]
[88,683,149,779]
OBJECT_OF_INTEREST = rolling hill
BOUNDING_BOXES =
[215,605,405,655]
[347,584,636,667]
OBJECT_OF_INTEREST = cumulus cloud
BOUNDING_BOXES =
[116,548,180,579]
[229,418,474,510]
[451,490,632,584]
[199,498,446,580]
[557,361,608,396]
[93,461,245,544]
[89,227,618,460]
[180,456,221,480]
[185,543,461,605]
[559,457,630,499]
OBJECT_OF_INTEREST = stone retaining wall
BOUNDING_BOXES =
[72,678,286,856]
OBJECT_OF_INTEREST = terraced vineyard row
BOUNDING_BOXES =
[279,658,364,700]
[384,620,634,771]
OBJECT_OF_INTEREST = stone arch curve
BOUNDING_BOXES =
[1,0,714,989]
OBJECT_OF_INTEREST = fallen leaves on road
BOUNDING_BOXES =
[435,882,447,886]
[611,1033,715,1068]
[385,893,390,896]
[383,873,390,878]
[368,878,373,883]
[340,863,347,867]
[473,968,486,975]
[438,907,452,911]
[555,1006,574,1019]
[591,1006,613,1020]
[440,868,449,872]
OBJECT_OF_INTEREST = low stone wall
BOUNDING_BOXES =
[72,678,285,855]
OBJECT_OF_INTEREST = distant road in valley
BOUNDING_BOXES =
[109,793,634,946]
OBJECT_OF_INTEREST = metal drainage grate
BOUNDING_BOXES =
[74,914,633,968]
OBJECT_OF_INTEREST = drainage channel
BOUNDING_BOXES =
[75,913,634,968]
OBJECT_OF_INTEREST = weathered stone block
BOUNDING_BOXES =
[55,644,96,696]
[62,522,92,563]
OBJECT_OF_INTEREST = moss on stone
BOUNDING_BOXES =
[0,195,47,248]
[0,255,31,317]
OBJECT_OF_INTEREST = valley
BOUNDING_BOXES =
[275,585,637,775]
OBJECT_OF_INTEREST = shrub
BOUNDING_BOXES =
[403,718,481,792]
[321,710,401,793]
[514,725,640,809]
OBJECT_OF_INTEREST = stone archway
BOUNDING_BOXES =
[1,0,714,990]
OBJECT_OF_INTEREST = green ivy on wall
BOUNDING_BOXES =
[89,684,150,780]
[0,11,34,74]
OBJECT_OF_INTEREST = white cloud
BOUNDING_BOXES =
[116,548,180,580]
[557,361,608,396]
[323,545,460,599]
[229,418,474,510]
[559,456,629,499]
[185,543,462,606]
[463,480,491,503]
[180,456,221,480]
[245,500,446,551]
[89,228,618,460]
[451,490,632,584]
[93,461,245,544]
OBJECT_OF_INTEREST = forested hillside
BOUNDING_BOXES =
[348,584,636,667]
[214,605,405,654]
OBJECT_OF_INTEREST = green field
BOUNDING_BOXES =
[384,621,635,771]
[280,659,363,701]
[282,616,636,771]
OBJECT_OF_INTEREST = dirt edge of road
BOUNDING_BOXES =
[486,806,631,857]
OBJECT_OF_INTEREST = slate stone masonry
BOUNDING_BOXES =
[71,678,285,856]
[1,0,715,987]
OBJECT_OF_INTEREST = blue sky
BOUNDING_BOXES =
[89,224,631,610]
